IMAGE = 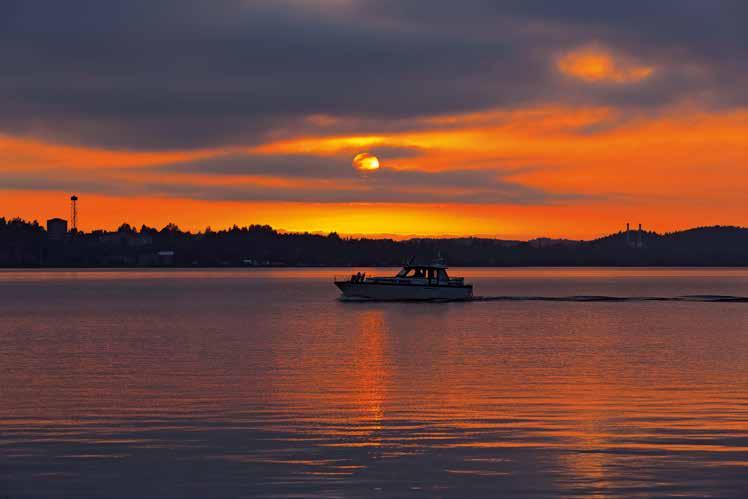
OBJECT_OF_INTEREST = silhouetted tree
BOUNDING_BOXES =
[0,217,745,267]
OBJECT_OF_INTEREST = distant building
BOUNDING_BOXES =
[624,222,646,249]
[157,250,175,266]
[46,218,68,240]
[99,231,153,247]
[529,237,580,249]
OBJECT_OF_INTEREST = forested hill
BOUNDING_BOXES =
[0,218,746,267]
[579,226,748,266]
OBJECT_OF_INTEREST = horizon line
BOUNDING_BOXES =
[5,216,746,244]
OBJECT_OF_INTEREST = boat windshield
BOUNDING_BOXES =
[396,267,450,281]
[396,267,419,278]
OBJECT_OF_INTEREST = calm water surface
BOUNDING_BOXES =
[1,268,747,498]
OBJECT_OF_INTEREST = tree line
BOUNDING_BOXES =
[0,217,746,267]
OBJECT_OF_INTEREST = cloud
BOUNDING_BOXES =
[156,151,424,178]
[556,46,654,84]
[0,1,745,150]
[153,152,582,204]
[1,151,585,205]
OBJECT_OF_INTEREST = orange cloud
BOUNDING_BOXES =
[0,134,222,171]
[557,47,654,84]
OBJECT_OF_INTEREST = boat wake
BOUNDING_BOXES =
[339,295,748,303]
[473,294,748,303]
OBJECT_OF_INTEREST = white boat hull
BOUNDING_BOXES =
[336,281,473,301]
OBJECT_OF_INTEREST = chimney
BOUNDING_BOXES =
[626,223,630,246]
[637,224,643,248]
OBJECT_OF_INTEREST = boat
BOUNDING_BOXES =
[335,258,473,301]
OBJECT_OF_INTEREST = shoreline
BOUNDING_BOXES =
[1,265,747,270]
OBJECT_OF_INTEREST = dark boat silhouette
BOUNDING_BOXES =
[335,258,473,301]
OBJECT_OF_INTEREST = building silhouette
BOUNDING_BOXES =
[625,222,646,249]
[46,218,68,241]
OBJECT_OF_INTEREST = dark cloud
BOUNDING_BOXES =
[2,152,583,205]
[158,151,425,178]
[0,1,745,150]
[161,154,353,179]
[152,179,567,205]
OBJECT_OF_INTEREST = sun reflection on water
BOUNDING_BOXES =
[1,269,747,497]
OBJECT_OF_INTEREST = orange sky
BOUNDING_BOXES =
[2,45,746,239]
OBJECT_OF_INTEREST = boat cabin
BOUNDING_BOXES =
[396,265,450,283]
[336,258,472,298]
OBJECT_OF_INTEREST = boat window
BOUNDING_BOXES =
[397,267,444,279]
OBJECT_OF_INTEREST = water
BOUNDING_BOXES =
[1,268,747,498]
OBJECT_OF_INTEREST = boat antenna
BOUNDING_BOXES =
[434,250,444,265]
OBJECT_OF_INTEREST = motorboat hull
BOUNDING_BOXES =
[335,281,473,301]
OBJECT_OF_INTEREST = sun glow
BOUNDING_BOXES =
[1,104,746,239]
[557,47,654,84]
[352,152,380,171]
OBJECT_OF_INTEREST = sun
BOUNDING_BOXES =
[353,152,380,171]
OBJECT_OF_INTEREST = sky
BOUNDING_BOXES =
[1,0,746,239]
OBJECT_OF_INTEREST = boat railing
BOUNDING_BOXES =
[335,270,469,287]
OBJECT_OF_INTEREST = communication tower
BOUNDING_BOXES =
[70,195,78,231]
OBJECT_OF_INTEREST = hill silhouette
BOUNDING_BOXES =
[0,217,746,267]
